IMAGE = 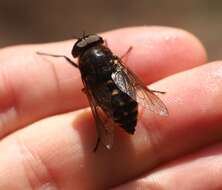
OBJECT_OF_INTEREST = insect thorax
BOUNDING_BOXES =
[79,45,116,84]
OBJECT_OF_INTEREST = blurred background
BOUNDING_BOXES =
[0,0,221,60]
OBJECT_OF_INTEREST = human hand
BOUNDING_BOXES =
[0,26,221,190]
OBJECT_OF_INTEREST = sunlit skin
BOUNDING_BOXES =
[1,26,222,190]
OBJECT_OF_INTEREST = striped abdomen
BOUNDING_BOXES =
[107,80,138,134]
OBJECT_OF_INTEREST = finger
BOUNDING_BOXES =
[103,26,207,83]
[0,26,206,138]
[1,61,222,189]
[113,143,222,190]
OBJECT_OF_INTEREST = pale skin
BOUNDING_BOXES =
[0,26,221,190]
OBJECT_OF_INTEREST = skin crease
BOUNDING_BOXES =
[3,26,222,190]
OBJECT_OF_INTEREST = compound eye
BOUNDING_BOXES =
[86,35,101,44]
[72,40,85,57]
[77,39,87,48]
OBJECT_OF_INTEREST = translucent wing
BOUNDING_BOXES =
[82,80,114,151]
[111,60,169,116]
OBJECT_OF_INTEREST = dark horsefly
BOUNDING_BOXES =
[37,34,168,151]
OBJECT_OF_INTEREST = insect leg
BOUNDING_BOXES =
[149,89,166,94]
[93,137,101,152]
[92,108,103,152]
[120,46,133,60]
[36,52,79,68]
